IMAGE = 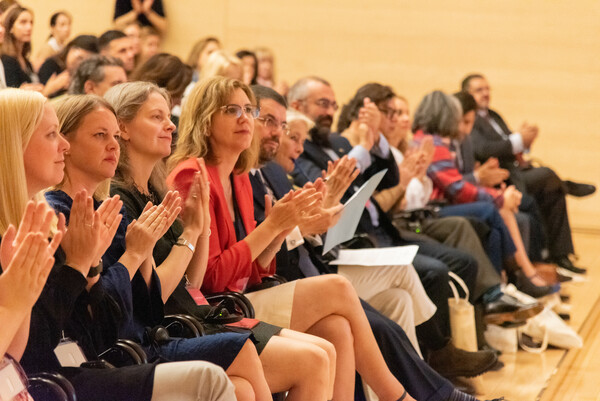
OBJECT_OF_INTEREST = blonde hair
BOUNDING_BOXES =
[53,95,117,200]
[200,50,242,81]
[169,76,258,174]
[104,81,171,196]
[254,46,275,81]
[0,89,46,234]
[186,36,220,70]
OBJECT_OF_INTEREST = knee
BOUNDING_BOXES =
[323,274,358,304]
[188,362,235,399]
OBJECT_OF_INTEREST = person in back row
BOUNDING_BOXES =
[461,73,591,275]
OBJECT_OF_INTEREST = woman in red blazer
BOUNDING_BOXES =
[168,76,415,401]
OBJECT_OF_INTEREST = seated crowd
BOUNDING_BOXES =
[0,1,594,400]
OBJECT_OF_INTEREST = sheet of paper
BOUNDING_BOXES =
[329,245,419,266]
[322,169,387,254]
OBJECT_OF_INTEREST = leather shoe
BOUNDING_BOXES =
[553,256,587,275]
[484,293,543,325]
[510,270,560,298]
[427,341,497,378]
[564,180,596,197]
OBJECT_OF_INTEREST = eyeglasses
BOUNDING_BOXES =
[378,107,402,119]
[256,116,290,135]
[313,99,339,111]
[220,104,260,119]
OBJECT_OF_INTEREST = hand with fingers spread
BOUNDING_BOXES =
[124,203,170,262]
[0,201,57,267]
[321,156,359,208]
[57,190,105,276]
[357,97,381,148]
[265,188,323,233]
[181,158,211,238]
[399,152,420,189]
[0,232,60,313]
[91,195,124,263]
[298,202,344,236]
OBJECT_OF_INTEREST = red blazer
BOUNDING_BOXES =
[167,158,275,293]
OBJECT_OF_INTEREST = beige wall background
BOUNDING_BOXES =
[23,0,600,230]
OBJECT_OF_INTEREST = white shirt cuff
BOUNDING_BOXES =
[509,133,525,154]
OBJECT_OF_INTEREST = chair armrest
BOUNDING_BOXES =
[28,372,76,401]
[163,314,204,337]
[98,339,148,366]
[206,292,255,318]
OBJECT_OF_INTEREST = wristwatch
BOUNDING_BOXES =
[87,259,103,278]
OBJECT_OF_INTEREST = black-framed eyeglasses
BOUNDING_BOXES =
[256,116,290,135]
[378,107,402,119]
[313,99,339,111]
[220,104,260,119]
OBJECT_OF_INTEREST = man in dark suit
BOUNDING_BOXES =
[462,73,590,274]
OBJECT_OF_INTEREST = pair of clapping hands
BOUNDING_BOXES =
[265,156,359,237]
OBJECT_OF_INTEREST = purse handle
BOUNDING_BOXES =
[448,271,470,302]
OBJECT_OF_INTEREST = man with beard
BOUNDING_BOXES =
[461,74,591,275]
[248,85,506,397]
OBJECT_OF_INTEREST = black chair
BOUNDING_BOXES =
[28,372,77,401]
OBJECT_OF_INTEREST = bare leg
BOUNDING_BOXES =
[289,274,411,401]
[226,340,273,401]
[499,209,547,285]
[260,332,330,400]
[229,377,255,401]
[303,315,354,400]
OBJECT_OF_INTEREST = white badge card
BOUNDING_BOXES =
[54,339,87,367]
[0,360,26,401]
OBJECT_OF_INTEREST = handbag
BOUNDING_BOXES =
[448,271,478,352]
[448,272,486,394]
[504,284,582,349]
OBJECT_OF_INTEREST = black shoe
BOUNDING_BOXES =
[484,293,543,325]
[554,256,587,275]
[557,271,573,282]
[564,180,596,197]
[480,344,502,356]
[510,270,560,298]
[427,341,498,378]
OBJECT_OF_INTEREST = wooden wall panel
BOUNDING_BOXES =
[22,0,600,229]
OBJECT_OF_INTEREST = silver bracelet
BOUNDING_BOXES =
[175,237,195,253]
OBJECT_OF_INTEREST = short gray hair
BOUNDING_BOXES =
[287,76,331,104]
[69,55,124,94]
[412,90,462,139]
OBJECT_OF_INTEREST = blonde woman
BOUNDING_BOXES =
[0,89,236,401]
[168,76,416,401]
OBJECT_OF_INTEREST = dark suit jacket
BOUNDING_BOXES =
[457,136,477,184]
[470,109,530,190]
[292,133,400,192]
[291,134,405,247]
[249,162,335,281]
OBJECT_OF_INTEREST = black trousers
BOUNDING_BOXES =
[358,300,455,401]
[518,166,574,259]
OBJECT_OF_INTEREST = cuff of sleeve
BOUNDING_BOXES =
[348,145,372,172]
[509,133,525,154]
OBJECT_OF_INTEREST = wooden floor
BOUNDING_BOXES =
[478,232,600,401]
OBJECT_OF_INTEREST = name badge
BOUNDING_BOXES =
[54,339,87,367]
[0,357,27,401]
